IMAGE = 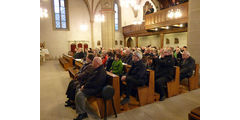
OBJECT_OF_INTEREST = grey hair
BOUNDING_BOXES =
[183,51,191,56]
[133,50,143,60]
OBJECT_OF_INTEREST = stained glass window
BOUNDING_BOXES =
[114,3,119,31]
[53,0,68,29]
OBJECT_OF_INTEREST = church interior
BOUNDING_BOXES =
[40,0,200,120]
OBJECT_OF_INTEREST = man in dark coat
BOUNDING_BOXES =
[120,51,147,105]
[122,48,133,65]
[74,57,107,120]
[180,51,195,81]
[65,53,95,108]
[73,48,85,69]
[155,49,175,101]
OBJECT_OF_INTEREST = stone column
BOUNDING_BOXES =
[90,20,94,48]
[101,0,115,49]
[188,0,200,64]
[160,33,164,48]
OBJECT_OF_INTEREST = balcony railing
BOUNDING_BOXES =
[122,23,146,37]
[145,2,188,29]
[122,2,188,37]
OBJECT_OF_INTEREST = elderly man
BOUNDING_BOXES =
[120,51,147,105]
[65,53,95,108]
[122,48,133,65]
[74,57,107,120]
[180,51,195,81]
[155,49,175,101]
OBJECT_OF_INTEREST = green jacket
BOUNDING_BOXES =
[110,59,123,75]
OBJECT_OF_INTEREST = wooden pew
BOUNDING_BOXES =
[75,60,83,68]
[67,61,83,79]
[63,54,73,67]
[58,54,73,70]
[188,64,200,91]
[138,69,155,105]
[167,66,180,97]
[122,64,155,106]
[59,57,69,70]
[188,107,200,120]
[88,72,121,118]
[153,66,180,101]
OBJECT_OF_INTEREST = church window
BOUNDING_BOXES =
[53,0,68,29]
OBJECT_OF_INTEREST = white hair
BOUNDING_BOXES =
[133,51,143,60]
[183,51,191,56]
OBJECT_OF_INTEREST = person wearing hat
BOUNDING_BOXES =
[120,51,147,105]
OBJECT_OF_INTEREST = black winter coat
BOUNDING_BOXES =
[180,56,195,77]
[126,60,147,85]
[82,65,107,96]
[122,54,133,65]
[157,55,175,82]
[74,52,84,59]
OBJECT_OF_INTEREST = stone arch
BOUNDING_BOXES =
[127,37,133,48]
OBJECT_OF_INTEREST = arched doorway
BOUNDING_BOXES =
[127,37,133,48]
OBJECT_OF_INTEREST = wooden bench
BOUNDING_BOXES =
[68,67,79,79]
[188,107,200,120]
[167,66,180,97]
[137,69,155,105]
[122,64,155,106]
[153,66,180,101]
[87,72,121,118]
[63,54,73,67]
[188,64,200,91]
[59,54,73,70]
[59,57,70,70]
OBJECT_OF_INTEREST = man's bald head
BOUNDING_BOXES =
[92,57,103,68]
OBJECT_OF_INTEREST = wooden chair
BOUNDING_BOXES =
[188,64,200,91]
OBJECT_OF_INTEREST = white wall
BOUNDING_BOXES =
[40,0,101,59]
[164,32,188,48]
[138,35,160,47]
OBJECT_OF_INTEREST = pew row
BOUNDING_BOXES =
[122,64,155,106]
[188,64,200,91]
[59,54,73,70]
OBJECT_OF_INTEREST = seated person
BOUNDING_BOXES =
[74,57,107,120]
[73,48,85,69]
[180,51,195,81]
[105,52,114,71]
[155,49,175,101]
[101,51,108,67]
[120,51,147,105]
[173,48,182,66]
[110,53,123,76]
[65,54,95,108]
[122,48,133,65]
